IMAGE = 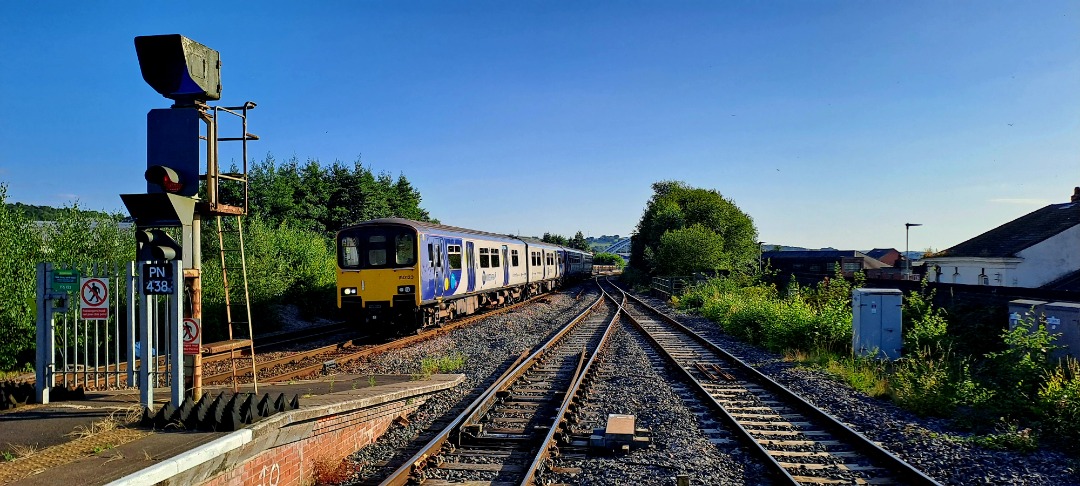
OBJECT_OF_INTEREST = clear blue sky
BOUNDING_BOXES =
[1,2,1078,252]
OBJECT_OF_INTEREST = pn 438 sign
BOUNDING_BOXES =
[142,262,176,295]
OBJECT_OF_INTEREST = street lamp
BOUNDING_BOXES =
[905,223,922,276]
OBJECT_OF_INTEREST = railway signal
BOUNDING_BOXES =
[135,229,181,261]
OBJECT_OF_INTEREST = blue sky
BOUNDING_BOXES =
[1,2,1078,252]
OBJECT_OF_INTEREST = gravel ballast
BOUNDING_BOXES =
[325,282,1077,485]
[636,292,1080,486]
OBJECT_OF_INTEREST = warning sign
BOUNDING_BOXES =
[183,318,201,355]
[80,278,109,320]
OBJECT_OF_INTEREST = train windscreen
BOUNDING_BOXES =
[339,226,417,269]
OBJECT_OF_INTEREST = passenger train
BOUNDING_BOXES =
[336,218,593,331]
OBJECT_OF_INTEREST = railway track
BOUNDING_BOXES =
[204,293,557,386]
[600,279,940,485]
[201,321,355,365]
[379,284,620,485]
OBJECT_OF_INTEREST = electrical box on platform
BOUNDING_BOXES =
[852,288,903,360]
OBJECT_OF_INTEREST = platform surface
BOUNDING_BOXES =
[0,373,463,485]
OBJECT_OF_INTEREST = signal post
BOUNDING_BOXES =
[122,34,256,406]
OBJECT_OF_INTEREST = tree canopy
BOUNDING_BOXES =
[222,154,436,237]
[630,181,758,276]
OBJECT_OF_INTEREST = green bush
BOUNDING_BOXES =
[980,315,1061,419]
[889,346,988,417]
[0,184,42,370]
[1038,358,1080,451]
[200,216,337,340]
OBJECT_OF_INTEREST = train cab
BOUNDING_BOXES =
[337,221,421,327]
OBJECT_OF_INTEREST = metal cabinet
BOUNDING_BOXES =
[1007,299,1048,330]
[1044,302,1080,361]
[852,288,903,360]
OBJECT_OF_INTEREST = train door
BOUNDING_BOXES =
[502,245,510,286]
[466,241,476,292]
[431,237,444,298]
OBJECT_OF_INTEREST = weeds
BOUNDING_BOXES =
[414,354,467,380]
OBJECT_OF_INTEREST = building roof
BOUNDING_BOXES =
[933,202,1080,258]
[1042,268,1080,292]
[865,248,897,260]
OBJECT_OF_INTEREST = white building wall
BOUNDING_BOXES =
[1015,224,1080,287]
[927,258,1019,286]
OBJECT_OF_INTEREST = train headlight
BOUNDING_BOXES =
[341,287,357,296]
[397,285,414,294]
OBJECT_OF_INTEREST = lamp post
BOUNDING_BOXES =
[905,223,922,276]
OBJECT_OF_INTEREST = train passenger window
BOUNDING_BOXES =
[511,250,519,267]
[491,248,501,267]
[427,243,434,266]
[340,236,360,268]
[448,245,462,270]
[479,248,490,268]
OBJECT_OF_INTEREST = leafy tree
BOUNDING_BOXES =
[655,224,725,275]
[631,181,758,276]
[243,154,435,236]
[593,252,626,268]
[0,184,42,370]
[542,233,568,245]
[569,231,589,251]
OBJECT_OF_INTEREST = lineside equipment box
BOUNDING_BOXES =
[852,288,903,360]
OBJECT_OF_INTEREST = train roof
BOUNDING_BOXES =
[340,218,592,254]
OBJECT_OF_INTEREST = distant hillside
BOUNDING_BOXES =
[586,234,623,251]
[5,202,115,221]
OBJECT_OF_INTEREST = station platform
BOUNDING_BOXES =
[0,373,464,485]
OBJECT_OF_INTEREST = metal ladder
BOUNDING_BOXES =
[215,214,258,394]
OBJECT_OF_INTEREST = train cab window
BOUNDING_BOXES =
[511,249,519,267]
[337,226,416,269]
[395,235,416,265]
[479,248,490,268]
[448,245,462,270]
[341,236,360,267]
[491,248,501,267]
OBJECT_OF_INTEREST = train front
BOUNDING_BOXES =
[336,221,421,329]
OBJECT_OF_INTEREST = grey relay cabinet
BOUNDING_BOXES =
[852,288,903,360]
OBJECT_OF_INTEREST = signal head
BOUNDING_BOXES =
[134,34,221,104]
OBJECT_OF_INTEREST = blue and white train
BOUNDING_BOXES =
[336,218,593,331]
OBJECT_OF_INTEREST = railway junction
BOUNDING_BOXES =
[4,282,1079,485]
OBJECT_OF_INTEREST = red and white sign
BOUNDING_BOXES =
[79,278,109,320]
[183,318,202,355]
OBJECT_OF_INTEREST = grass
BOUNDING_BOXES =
[413,354,467,380]
[65,405,142,440]
[785,349,890,399]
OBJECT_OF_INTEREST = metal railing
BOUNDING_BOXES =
[650,274,709,300]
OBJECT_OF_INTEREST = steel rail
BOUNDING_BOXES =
[520,284,622,485]
[603,279,940,486]
[379,283,617,486]
[205,292,553,385]
[201,322,354,364]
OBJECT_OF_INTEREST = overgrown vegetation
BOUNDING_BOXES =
[414,353,467,380]
[0,154,436,371]
[593,252,626,268]
[629,180,758,279]
[674,271,1080,454]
